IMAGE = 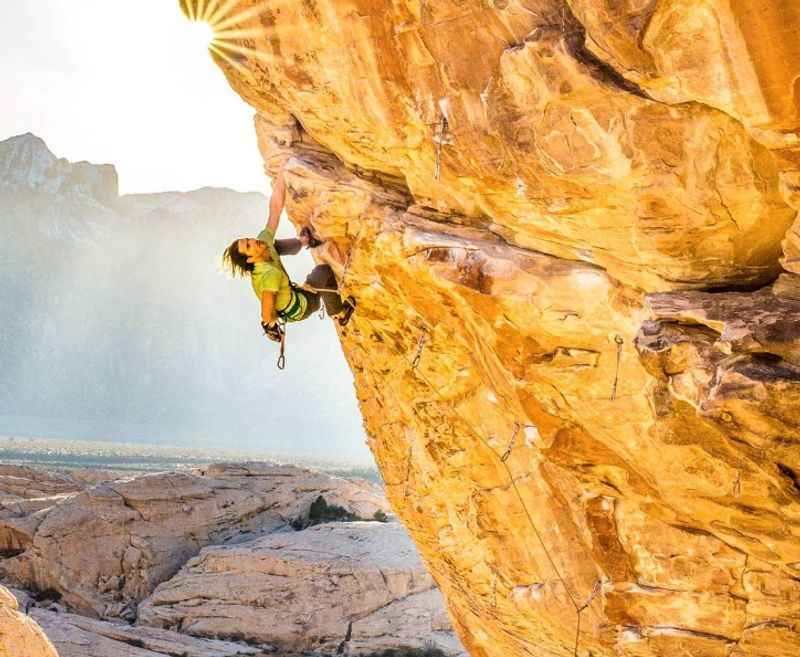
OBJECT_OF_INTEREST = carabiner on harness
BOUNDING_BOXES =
[277,319,287,370]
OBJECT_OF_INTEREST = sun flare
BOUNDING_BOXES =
[186,19,215,52]
[181,0,271,72]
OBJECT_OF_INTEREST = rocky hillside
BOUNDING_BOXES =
[0,463,465,656]
[182,1,800,656]
[0,133,117,204]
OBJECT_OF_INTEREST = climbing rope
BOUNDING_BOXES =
[403,445,414,499]
[279,214,604,651]
[348,310,595,623]
[573,580,602,657]
[411,330,427,369]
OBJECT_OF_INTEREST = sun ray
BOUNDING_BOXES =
[209,43,251,77]
[213,27,267,41]
[214,1,272,33]
[196,0,208,22]
[206,0,245,28]
[203,0,223,23]
[213,39,275,67]
[183,0,197,21]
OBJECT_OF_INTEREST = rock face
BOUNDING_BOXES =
[0,584,58,657]
[184,1,800,656]
[138,521,465,656]
[28,608,260,657]
[0,465,82,502]
[0,463,388,619]
[3,585,260,657]
[0,465,464,656]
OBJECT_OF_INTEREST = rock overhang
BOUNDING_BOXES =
[182,1,800,656]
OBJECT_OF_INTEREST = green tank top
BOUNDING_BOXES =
[250,229,307,321]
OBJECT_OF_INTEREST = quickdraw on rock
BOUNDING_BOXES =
[501,422,521,462]
[610,334,624,401]
[433,114,453,181]
[412,330,427,370]
[574,580,602,657]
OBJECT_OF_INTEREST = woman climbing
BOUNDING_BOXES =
[222,171,356,345]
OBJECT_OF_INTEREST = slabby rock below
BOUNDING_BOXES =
[138,521,466,656]
[0,463,388,618]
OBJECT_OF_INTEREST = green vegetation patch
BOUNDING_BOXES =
[292,495,361,530]
[291,495,391,530]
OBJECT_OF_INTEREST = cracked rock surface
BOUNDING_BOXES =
[190,0,800,655]
[0,465,464,657]
[3,585,262,657]
[0,463,388,619]
[139,521,466,656]
[27,607,261,657]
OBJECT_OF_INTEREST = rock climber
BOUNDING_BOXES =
[222,170,356,345]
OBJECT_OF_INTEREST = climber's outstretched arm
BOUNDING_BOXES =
[266,171,286,234]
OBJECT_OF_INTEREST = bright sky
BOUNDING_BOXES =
[1,0,265,195]
[2,1,373,464]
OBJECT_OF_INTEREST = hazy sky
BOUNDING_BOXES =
[2,1,373,463]
[2,0,265,194]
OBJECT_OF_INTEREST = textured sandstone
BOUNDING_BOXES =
[0,584,58,657]
[0,465,83,502]
[0,463,387,619]
[139,521,465,655]
[28,608,260,657]
[204,0,800,292]
[187,0,800,655]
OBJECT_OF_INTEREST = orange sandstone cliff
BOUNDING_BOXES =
[0,585,58,657]
[188,1,800,655]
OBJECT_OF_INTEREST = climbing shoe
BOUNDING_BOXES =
[338,297,357,327]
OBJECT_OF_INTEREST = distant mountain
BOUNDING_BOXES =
[0,134,367,461]
[0,133,117,204]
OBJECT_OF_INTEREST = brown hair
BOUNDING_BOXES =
[222,239,254,278]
